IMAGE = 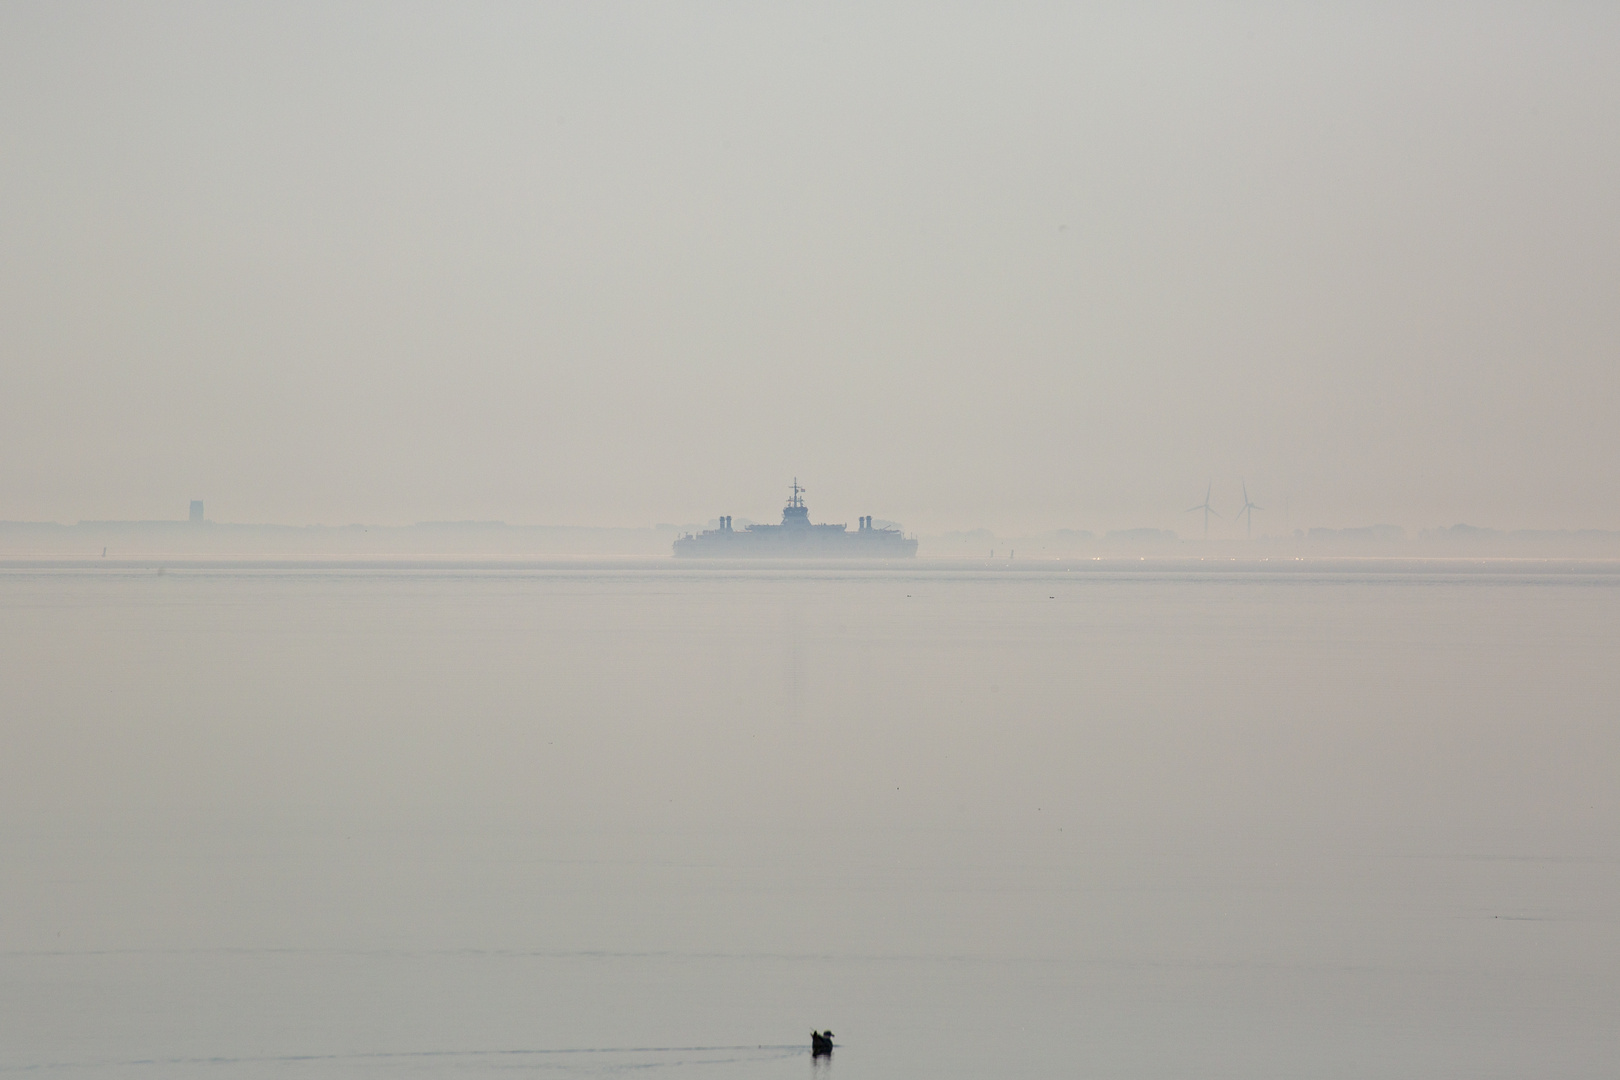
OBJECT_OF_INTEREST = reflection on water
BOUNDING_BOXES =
[1,565,1617,1078]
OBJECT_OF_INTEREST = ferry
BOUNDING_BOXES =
[673,480,917,558]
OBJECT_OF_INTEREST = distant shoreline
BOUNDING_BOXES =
[5,555,1619,576]
[5,519,1620,561]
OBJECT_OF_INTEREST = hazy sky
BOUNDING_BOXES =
[3,2,1617,534]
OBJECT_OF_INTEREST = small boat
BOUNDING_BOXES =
[811,1031,834,1056]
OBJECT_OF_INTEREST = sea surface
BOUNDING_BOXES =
[2,561,1617,1078]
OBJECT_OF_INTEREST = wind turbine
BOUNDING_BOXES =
[1236,481,1263,539]
[1185,482,1220,539]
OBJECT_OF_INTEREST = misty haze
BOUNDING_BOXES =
[3,4,1618,1079]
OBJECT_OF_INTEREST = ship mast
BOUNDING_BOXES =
[789,478,805,508]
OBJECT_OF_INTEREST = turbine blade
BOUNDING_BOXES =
[1185,505,1203,514]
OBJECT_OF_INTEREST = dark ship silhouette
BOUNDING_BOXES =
[812,1030,834,1056]
[674,480,917,558]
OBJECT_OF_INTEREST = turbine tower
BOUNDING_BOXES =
[1236,481,1263,539]
[1185,482,1220,539]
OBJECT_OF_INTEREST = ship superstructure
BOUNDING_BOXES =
[673,480,917,558]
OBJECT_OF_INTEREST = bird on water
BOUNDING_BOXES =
[812,1031,834,1056]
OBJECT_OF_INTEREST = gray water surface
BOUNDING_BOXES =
[3,565,1616,1077]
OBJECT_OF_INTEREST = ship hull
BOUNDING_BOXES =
[673,531,917,558]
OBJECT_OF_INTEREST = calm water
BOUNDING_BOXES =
[2,564,1617,1078]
